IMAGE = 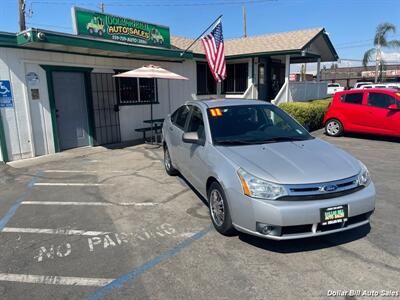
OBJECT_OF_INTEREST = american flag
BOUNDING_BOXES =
[201,19,226,82]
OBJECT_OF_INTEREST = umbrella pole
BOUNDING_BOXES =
[168,80,171,114]
[150,101,153,143]
[151,79,157,144]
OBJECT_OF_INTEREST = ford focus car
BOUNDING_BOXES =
[162,100,375,240]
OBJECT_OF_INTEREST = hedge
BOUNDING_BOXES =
[278,98,332,131]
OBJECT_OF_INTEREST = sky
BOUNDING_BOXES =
[1,0,400,70]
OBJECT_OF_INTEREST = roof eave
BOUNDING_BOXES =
[193,49,303,59]
[301,28,339,61]
[1,29,193,60]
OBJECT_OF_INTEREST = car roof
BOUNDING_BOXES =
[339,88,399,94]
[186,99,272,108]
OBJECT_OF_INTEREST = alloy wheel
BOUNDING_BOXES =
[327,120,340,136]
[210,189,225,226]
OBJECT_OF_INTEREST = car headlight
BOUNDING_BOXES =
[237,168,287,200]
[357,162,371,187]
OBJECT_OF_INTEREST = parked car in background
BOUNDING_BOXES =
[353,82,373,89]
[324,88,400,137]
[163,99,375,240]
[327,83,345,95]
[353,83,400,90]
[368,83,400,90]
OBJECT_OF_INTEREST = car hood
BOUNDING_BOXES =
[216,138,361,184]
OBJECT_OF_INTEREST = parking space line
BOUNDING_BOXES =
[22,201,113,206]
[85,225,212,300]
[42,170,124,173]
[0,172,40,231]
[3,227,196,237]
[34,183,113,187]
[21,201,158,206]
[2,227,111,236]
[0,273,114,287]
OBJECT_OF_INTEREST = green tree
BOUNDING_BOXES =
[362,22,400,83]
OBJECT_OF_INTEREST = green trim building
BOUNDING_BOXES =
[0,9,337,162]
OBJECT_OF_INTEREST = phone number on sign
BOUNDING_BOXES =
[327,290,399,297]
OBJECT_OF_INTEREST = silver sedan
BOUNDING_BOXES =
[162,99,375,240]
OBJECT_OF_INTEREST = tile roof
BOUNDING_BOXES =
[171,27,324,57]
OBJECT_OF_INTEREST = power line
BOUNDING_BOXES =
[28,0,276,7]
[26,22,71,29]
[336,43,373,50]
[334,34,400,48]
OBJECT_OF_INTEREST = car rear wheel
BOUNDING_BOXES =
[325,119,343,137]
[164,146,178,176]
[208,182,236,236]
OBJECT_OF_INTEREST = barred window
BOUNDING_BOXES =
[115,71,157,105]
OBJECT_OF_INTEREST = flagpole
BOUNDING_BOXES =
[180,14,222,56]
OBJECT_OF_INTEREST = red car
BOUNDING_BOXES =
[323,88,400,137]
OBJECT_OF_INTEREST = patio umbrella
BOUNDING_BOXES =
[114,65,188,143]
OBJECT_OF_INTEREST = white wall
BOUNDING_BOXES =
[0,48,34,161]
[0,47,199,161]
[0,47,260,162]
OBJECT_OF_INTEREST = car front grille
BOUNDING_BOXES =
[279,175,361,201]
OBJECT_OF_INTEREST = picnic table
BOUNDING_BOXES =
[135,118,165,144]
[143,118,164,125]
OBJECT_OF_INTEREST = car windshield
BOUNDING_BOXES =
[207,105,313,145]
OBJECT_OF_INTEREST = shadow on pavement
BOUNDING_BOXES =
[239,224,371,253]
[322,131,400,143]
[177,174,209,207]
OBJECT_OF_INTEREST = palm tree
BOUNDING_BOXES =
[362,23,400,83]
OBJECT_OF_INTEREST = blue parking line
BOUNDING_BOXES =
[84,225,212,300]
[0,171,40,231]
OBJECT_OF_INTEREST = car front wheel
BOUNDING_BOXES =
[208,182,236,236]
[325,119,343,137]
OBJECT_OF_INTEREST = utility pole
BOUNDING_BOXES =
[242,5,247,38]
[99,2,105,13]
[18,0,26,32]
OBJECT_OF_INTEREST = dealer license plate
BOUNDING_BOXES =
[320,205,348,225]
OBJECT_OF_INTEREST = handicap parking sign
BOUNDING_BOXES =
[0,80,13,108]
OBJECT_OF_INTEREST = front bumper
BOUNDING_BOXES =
[229,182,376,240]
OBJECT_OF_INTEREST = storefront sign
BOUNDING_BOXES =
[72,7,171,48]
[0,80,13,108]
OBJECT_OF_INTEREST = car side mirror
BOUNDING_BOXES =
[182,132,203,145]
[388,104,399,110]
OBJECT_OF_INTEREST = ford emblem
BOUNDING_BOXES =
[322,184,338,192]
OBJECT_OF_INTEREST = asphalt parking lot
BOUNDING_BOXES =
[0,131,399,300]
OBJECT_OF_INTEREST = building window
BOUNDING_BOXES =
[196,62,217,95]
[115,72,157,105]
[222,63,248,94]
